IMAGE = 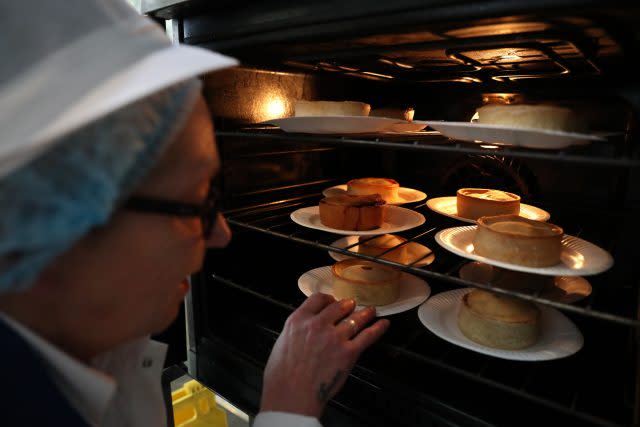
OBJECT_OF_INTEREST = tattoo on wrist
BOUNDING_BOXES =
[318,370,343,403]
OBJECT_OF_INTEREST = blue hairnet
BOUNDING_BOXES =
[0,79,201,292]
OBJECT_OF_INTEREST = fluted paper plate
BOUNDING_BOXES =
[423,121,604,149]
[323,184,427,205]
[435,226,614,276]
[459,262,592,303]
[418,288,583,361]
[426,196,550,223]
[298,266,431,317]
[291,205,425,236]
[329,235,435,267]
[264,116,410,134]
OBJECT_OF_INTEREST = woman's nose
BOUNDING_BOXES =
[206,212,232,248]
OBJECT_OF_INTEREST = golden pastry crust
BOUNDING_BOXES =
[319,194,385,230]
[294,100,371,117]
[347,177,400,202]
[456,188,520,221]
[476,104,588,133]
[459,263,590,303]
[370,107,415,121]
[357,234,408,264]
[458,289,540,350]
[486,267,555,293]
[473,215,563,267]
[331,259,401,306]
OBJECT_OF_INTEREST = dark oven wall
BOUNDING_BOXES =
[184,64,640,427]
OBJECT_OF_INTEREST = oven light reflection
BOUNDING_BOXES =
[362,71,394,79]
[480,144,500,149]
[445,22,550,38]
[500,53,522,61]
[265,98,286,119]
[563,250,585,269]
[421,77,481,84]
[465,243,474,253]
[378,58,414,69]
[338,65,359,72]
[482,93,521,104]
[256,93,289,122]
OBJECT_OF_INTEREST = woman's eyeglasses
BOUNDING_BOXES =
[124,184,221,239]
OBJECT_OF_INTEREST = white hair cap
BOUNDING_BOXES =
[0,0,237,179]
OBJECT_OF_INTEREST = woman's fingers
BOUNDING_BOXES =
[336,306,377,339]
[315,298,356,325]
[297,292,336,315]
[351,318,390,350]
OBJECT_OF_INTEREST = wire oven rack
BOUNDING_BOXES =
[216,130,640,168]
[222,197,639,328]
[203,224,638,426]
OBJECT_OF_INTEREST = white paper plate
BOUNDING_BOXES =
[323,184,427,205]
[459,262,592,303]
[426,196,550,223]
[435,226,614,276]
[298,266,431,316]
[264,116,409,134]
[329,235,435,267]
[423,121,604,149]
[290,205,426,236]
[417,288,583,361]
[381,130,441,137]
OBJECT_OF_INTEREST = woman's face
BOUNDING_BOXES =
[38,96,231,354]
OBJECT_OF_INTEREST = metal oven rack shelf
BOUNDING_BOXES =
[216,130,640,168]
[222,198,639,328]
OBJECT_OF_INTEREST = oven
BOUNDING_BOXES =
[144,1,640,426]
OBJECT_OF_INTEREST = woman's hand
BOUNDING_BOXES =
[260,293,390,418]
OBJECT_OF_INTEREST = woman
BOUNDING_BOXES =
[0,1,389,426]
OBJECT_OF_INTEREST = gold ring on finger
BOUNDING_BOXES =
[343,318,358,336]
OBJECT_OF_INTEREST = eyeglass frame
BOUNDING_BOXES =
[123,183,222,239]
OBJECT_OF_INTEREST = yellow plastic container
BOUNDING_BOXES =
[171,379,228,427]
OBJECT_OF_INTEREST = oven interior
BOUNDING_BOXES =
[147,3,640,426]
